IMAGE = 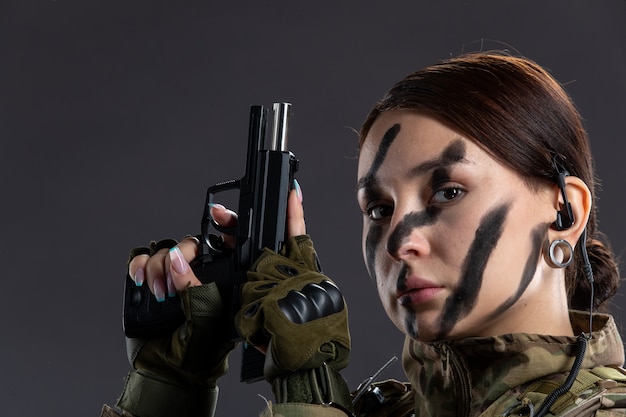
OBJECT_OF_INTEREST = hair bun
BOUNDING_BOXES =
[569,236,620,311]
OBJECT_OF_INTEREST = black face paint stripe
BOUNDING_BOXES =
[398,262,422,339]
[487,223,549,319]
[387,207,442,258]
[408,139,467,177]
[405,311,419,339]
[396,264,409,292]
[436,203,510,339]
[365,224,383,283]
[361,124,401,284]
[357,124,401,192]
[429,167,450,189]
[367,124,400,177]
[387,142,465,258]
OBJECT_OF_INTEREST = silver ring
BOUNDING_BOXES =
[547,239,574,268]
[183,235,201,246]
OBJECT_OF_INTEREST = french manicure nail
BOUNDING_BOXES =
[294,178,303,203]
[134,267,145,286]
[154,280,166,302]
[166,271,176,297]
[208,203,226,211]
[169,246,189,274]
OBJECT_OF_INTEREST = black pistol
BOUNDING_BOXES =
[123,102,299,383]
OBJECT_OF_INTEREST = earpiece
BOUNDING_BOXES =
[552,155,575,231]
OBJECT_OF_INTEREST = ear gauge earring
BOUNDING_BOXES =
[545,239,574,268]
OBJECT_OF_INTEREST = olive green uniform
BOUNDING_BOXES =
[103,311,626,416]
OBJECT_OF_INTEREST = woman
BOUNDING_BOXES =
[106,53,625,417]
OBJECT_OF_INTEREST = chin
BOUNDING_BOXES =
[400,315,442,342]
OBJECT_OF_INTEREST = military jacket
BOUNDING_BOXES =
[399,311,626,417]
[103,312,626,416]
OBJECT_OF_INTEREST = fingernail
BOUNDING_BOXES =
[134,267,145,286]
[208,203,226,211]
[169,246,189,274]
[154,280,166,302]
[166,271,176,297]
[294,179,303,203]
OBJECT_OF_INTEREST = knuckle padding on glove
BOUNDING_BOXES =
[237,235,350,375]
[278,280,345,324]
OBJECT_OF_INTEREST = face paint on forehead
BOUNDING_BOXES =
[409,139,467,178]
[364,123,401,180]
[487,223,549,320]
[438,139,466,166]
[436,203,511,339]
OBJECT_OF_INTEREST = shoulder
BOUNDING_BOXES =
[482,366,626,417]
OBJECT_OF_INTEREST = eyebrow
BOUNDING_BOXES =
[357,138,469,194]
[408,139,468,177]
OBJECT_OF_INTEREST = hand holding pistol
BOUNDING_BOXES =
[123,103,299,383]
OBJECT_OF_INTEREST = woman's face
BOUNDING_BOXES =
[357,111,558,342]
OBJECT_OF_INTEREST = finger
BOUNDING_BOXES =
[144,248,169,302]
[128,254,150,286]
[162,236,202,296]
[169,245,203,291]
[287,179,306,237]
[177,235,202,259]
[210,203,238,248]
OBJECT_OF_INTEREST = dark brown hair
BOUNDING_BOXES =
[360,52,619,311]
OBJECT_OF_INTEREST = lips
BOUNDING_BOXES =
[396,276,443,306]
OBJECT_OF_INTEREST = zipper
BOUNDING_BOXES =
[439,343,472,416]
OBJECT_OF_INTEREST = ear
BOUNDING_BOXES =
[547,176,592,247]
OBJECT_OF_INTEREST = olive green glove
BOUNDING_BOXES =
[118,240,237,417]
[236,235,353,415]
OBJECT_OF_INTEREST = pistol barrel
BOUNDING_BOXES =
[271,102,291,151]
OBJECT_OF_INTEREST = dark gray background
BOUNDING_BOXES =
[1,1,625,415]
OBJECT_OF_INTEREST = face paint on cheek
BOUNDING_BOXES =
[396,264,409,292]
[397,265,421,338]
[436,203,510,339]
[365,224,383,283]
[387,207,442,257]
[405,311,419,339]
[361,124,401,284]
[488,223,550,319]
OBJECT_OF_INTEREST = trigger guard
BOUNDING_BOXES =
[205,233,228,253]
[211,217,236,235]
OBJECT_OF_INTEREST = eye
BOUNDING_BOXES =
[431,186,464,204]
[366,203,393,220]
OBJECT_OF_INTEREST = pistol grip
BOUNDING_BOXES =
[123,276,185,339]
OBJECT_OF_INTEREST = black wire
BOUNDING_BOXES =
[579,228,595,335]
[533,335,588,417]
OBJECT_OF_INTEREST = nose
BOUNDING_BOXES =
[386,209,436,260]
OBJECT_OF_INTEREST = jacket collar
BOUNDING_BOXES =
[402,311,624,417]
